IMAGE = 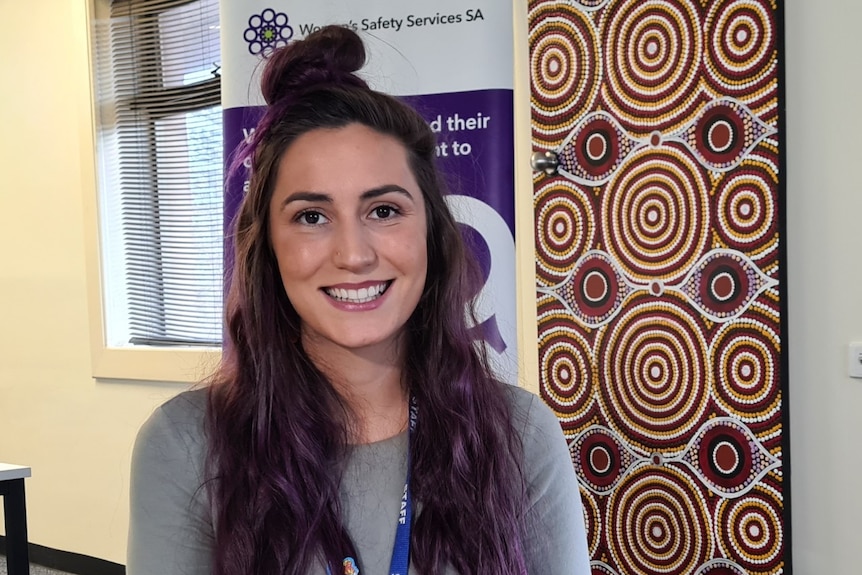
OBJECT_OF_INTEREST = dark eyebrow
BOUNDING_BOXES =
[281,191,333,208]
[280,185,415,210]
[360,185,416,202]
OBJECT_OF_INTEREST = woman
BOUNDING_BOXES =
[128,25,589,575]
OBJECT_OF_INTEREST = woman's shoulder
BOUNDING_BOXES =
[133,388,209,466]
[501,384,563,444]
[128,389,215,573]
[500,384,575,488]
[500,389,590,574]
[155,387,209,425]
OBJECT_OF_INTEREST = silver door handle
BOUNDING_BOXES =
[530,150,560,175]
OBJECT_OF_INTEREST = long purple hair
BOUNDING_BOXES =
[207,25,528,575]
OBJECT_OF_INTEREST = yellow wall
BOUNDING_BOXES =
[0,1,186,562]
[0,0,861,572]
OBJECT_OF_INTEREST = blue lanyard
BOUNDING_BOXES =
[329,397,417,575]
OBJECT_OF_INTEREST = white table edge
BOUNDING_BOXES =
[0,464,32,481]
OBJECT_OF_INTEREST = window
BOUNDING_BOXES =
[92,0,223,356]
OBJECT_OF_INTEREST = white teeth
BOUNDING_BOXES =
[325,282,389,303]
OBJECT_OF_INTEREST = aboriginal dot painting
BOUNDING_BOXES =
[529,1,786,574]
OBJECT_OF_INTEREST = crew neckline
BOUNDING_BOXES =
[350,428,408,450]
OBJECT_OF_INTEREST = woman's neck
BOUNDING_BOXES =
[302,334,409,444]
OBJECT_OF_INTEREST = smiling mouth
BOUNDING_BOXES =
[323,281,392,304]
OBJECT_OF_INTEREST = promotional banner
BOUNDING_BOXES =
[221,1,518,383]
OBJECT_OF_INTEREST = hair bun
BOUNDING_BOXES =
[261,25,368,106]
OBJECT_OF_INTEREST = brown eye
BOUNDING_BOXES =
[295,210,328,225]
[371,205,400,220]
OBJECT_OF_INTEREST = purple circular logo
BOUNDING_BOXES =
[244,9,293,57]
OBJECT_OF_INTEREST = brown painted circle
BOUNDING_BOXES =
[587,133,608,160]
[584,271,609,301]
[590,447,611,474]
[709,121,733,151]
[712,273,735,300]
[714,442,739,474]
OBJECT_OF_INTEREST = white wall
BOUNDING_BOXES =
[784,0,862,572]
[0,0,858,571]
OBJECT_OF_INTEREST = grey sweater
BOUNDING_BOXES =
[128,385,590,575]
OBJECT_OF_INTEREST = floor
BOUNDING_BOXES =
[0,555,73,575]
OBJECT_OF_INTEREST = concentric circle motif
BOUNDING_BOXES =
[538,324,594,418]
[716,161,778,251]
[696,424,752,492]
[573,0,610,9]
[530,4,601,147]
[678,99,775,172]
[592,563,622,575]
[529,0,784,572]
[598,299,709,448]
[557,113,642,184]
[535,179,596,285]
[693,558,749,575]
[601,0,703,132]
[681,418,780,498]
[607,467,712,575]
[696,104,744,165]
[571,427,635,493]
[705,0,777,96]
[552,252,632,327]
[715,488,784,572]
[603,148,710,282]
[704,432,747,482]
[578,489,602,556]
[678,251,770,320]
[711,318,781,424]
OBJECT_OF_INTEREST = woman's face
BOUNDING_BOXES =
[268,123,428,358]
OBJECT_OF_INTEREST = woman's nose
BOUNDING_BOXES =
[332,220,377,271]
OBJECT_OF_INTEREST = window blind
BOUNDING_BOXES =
[94,0,223,347]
